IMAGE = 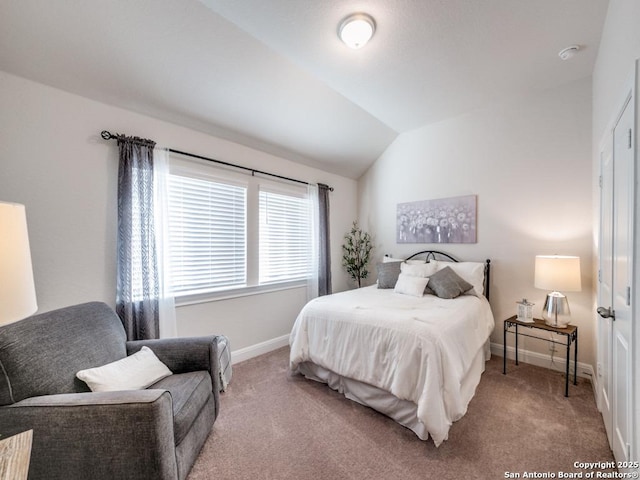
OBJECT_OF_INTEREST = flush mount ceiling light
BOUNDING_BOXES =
[338,13,376,49]
[558,45,580,60]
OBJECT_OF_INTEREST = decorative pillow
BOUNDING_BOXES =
[382,256,402,263]
[383,256,424,265]
[427,266,474,299]
[434,260,485,297]
[400,261,438,278]
[76,346,173,392]
[377,261,401,289]
[394,273,430,297]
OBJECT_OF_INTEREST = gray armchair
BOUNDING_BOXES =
[0,302,220,480]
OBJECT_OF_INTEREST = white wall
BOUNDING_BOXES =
[592,0,640,463]
[593,0,640,140]
[0,70,358,352]
[358,78,594,368]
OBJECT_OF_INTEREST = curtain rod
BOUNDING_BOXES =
[100,130,334,192]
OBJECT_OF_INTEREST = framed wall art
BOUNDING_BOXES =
[396,194,477,244]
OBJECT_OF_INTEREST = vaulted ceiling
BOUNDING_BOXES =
[0,0,609,178]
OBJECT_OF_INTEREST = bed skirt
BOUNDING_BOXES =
[296,341,491,442]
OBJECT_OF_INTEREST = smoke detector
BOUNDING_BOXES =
[558,45,580,60]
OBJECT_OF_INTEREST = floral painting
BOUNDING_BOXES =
[396,195,477,244]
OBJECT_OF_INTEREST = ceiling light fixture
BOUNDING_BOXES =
[338,13,376,49]
[558,45,580,60]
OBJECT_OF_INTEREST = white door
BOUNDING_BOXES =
[598,87,634,464]
[598,133,613,445]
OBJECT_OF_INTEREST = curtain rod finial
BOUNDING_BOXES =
[101,131,112,140]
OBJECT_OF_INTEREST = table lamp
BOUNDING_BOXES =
[534,255,581,328]
[0,202,38,326]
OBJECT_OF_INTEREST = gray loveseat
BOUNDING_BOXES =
[0,302,220,480]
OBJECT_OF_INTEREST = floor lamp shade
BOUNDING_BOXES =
[534,255,581,327]
[0,202,37,325]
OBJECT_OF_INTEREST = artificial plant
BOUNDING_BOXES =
[342,221,373,288]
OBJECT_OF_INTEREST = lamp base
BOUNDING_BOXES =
[542,292,571,328]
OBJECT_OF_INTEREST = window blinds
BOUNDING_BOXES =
[259,189,311,284]
[167,173,247,295]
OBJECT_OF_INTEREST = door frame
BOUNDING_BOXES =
[596,60,638,466]
[633,58,640,468]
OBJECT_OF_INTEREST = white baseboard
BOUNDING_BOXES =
[231,334,289,365]
[491,342,595,382]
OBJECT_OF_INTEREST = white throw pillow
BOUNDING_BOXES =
[434,261,485,297]
[383,256,423,264]
[400,261,438,278]
[394,273,430,297]
[76,346,173,392]
[382,256,402,263]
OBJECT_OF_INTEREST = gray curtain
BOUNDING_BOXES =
[317,183,332,296]
[116,136,160,340]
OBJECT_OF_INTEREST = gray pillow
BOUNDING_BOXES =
[376,261,401,289]
[427,266,473,299]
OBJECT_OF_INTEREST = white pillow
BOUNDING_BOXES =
[383,256,424,265]
[394,273,430,297]
[400,261,438,278]
[76,346,173,392]
[382,256,402,263]
[434,261,485,297]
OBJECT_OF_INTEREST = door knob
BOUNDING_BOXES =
[597,306,615,320]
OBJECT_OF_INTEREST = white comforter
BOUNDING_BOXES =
[289,286,495,446]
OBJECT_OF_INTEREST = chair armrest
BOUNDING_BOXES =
[0,391,178,479]
[127,336,221,397]
[5,389,166,407]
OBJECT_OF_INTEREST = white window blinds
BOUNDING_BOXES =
[167,173,247,296]
[259,188,311,284]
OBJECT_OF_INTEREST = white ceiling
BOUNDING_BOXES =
[0,0,609,178]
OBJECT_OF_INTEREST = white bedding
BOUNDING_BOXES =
[289,285,495,446]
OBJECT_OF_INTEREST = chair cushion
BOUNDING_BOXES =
[150,371,213,445]
[0,302,127,405]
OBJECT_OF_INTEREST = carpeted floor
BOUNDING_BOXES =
[187,347,615,480]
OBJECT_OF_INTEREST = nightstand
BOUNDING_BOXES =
[502,316,578,397]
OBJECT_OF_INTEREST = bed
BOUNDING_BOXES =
[289,251,494,447]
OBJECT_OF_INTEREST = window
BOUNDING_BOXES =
[166,160,311,299]
[259,188,311,284]
[167,172,247,296]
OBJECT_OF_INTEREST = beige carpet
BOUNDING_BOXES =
[188,347,615,480]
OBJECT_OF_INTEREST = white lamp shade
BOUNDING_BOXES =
[534,255,581,292]
[0,202,37,325]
